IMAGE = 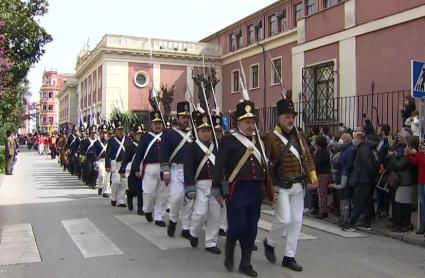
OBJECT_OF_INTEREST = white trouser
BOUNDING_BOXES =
[110,161,127,204]
[169,164,193,230]
[97,158,110,194]
[142,163,169,221]
[267,183,304,258]
[220,203,227,231]
[189,180,221,248]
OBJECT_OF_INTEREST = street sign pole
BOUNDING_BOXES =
[411,60,425,231]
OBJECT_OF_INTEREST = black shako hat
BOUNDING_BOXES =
[276,98,298,116]
[150,110,163,123]
[194,112,212,130]
[212,114,223,130]
[176,101,191,116]
[235,100,256,121]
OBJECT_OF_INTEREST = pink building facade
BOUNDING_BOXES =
[39,71,70,133]
[202,0,425,131]
[75,35,222,126]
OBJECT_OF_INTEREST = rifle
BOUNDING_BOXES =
[150,85,167,129]
[238,59,275,202]
[185,84,199,141]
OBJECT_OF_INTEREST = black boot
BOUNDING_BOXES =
[145,212,153,223]
[167,221,176,237]
[137,194,143,214]
[224,238,236,272]
[127,194,134,211]
[263,239,276,263]
[137,207,144,216]
[181,229,191,240]
[97,188,102,196]
[239,248,257,277]
[282,256,303,272]
[189,234,198,248]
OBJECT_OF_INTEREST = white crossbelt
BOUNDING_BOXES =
[113,136,126,161]
[96,139,107,160]
[194,140,215,181]
[143,132,162,162]
[272,130,302,168]
[169,127,192,163]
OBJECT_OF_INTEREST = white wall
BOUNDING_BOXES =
[103,61,129,116]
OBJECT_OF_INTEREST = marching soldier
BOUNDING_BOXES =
[105,120,131,207]
[160,101,194,238]
[94,124,110,198]
[184,112,221,254]
[79,127,90,184]
[263,98,317,272]
[213,114,227,237]
[212,100,273,277]
[75,126,86,180]
[80,125,99,189]
[119,123,144,212]
[133,111,168,225]
[66,125,80,176]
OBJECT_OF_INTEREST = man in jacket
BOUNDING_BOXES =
[4,130,16,175]
[342,132,380,231]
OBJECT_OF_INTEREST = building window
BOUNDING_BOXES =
[324,0,340,8]
[42,117,47,124]
[278,10,287,32]
[49,117,53,124]
[48,92,54,98]
[250,64,259,89]
[48,105,53,111]
[230,33,237,51]
[255,21,263,41]
[307,0,317,15]
[294,2,304,25]
[269,14,279,36]
[231,70,240,93]
[271,57,282,85]
[42,105,47,111]
[134,71,149,88]
[237,30,243,49]
[42,92,47,99]
[247,25,255,45]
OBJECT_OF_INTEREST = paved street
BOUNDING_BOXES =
[0,150,425,278]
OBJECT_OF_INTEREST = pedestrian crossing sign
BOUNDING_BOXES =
[411,60,425,99]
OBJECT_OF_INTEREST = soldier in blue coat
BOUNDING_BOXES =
[160,101,194,239]
[119,123,145,213]
[105,120,131,207]
[66,125,80,176]
[212,100,269,277]
[94,124,110,198]
[184,112,221,255]
[133,111,168,226]
[79,125,99,189]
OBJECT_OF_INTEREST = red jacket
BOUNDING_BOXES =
[406,152,425,184]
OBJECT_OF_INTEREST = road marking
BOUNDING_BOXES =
[0,223,41,266]
[257,220,318,240]
[262,210,366,238]
[61,218,123,258]
[116,214,190,250]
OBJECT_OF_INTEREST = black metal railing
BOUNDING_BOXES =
[227,90,411,136]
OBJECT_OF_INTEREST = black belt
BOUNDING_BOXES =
[277,176,306,189]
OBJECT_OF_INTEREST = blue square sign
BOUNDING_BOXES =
[412,60,425,99]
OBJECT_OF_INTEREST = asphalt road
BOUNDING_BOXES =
[0,150,424,278]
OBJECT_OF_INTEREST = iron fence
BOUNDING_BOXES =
[228,90,412,136]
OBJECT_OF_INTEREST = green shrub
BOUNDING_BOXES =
[0,146,5,174]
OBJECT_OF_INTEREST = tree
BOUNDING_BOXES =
[0,0,52,88]
[192,66,220,112]
[109,107,139,132]
[0,79,30,130]
[151,84,175,120]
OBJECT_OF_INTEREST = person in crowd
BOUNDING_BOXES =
[386,135,418,232]
[4,130,16,175]
[38,133,45,155]
[376,124,391,218]
[330,133,354,226]
[406,142,425,236]
[320,126,331,145]
[44,133,51,155]
[314,135,331,219]
[400,95,416,125]
[405,111,420,137]
[342,132,380,231]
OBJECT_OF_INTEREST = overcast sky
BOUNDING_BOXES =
[27,0,277,102]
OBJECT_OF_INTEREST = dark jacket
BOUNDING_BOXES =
[350,140,379,186]
[387,156,417,187]
[314,148,331,175]
[376,137,390,166]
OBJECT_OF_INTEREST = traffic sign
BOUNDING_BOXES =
[411,60,425,99]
